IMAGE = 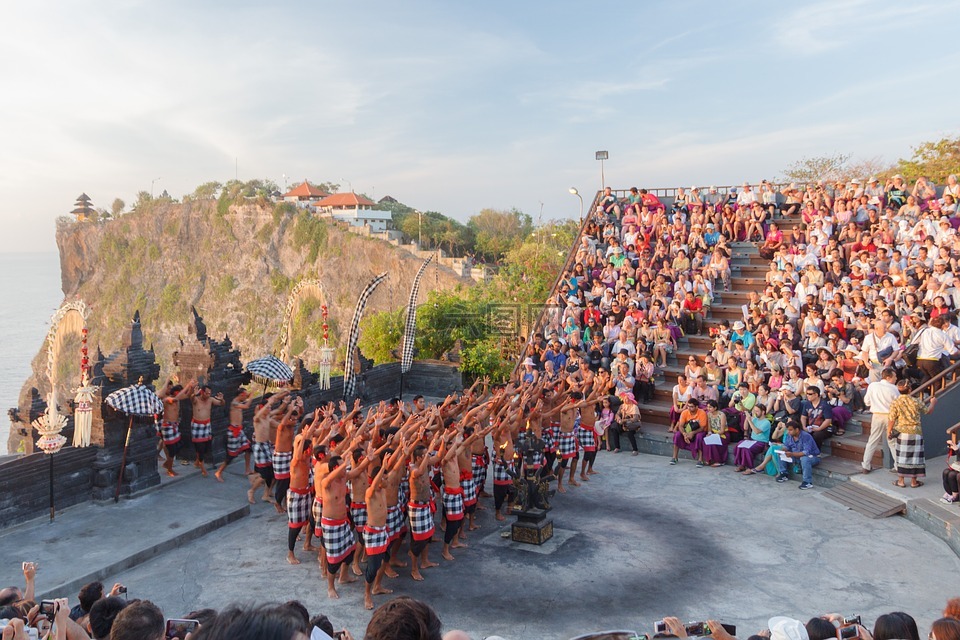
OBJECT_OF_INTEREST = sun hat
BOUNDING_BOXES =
[733,321,745,330]
[769,617,810,640]
[522,357,536,366]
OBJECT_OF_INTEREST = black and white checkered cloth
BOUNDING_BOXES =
[321,517,356,564]
[461,473,477,506]
[272,450,292,479]
[191,419,212,442]
[401,255,434,374]
[226,425,250,456]
[363,525,390,555]
[105,384,163,417]
[311,497,323,528]
[558,432,578,459]
[343,272,389,400]
[407,501,435,541]
[442,486,465,521]
[350,501,368,531]
[493,459,515,485]
[245,356,293,386]
[576,424,596,451]
[159,420,181,445]
[386,504,408,542]
[471,451,488,493]
[287,488,312,528]
[253,442,274,468]
[894,433,926,472]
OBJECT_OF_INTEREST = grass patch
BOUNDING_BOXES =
[291,210,327,263]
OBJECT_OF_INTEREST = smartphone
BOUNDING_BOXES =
[838,626,858,640]
[165,619,200,640]
[654,621,667,635]
[39,600,57,618]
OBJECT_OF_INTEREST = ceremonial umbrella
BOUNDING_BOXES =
[245,355,294,402]
[105,382,163,502]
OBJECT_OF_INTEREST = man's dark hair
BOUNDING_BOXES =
[280,601,309,628]
[309,614,335,637]
[186,608,218,628]
[78,581,105,614]
[873,613,915,640]
[109,599,164,640]
[327,455,343,473]
[805,618,837,640]
[413,395,424,403]
[364,596,442,640]
[0,605,20,621]
[192,605,308,640]
[413,444,427,459]
[89,597,128,640]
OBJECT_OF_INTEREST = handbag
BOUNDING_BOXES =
[623,419,642,432]
[903,328,926,366]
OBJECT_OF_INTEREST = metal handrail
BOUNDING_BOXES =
[911,359,960,402]
[512,191,600,376]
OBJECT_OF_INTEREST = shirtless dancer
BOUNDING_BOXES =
[382,439,411,579]
[191,384,225,477]
[544,388,597,492]
[248,391,287,509]
[215,388,253,481]
[577,386,603,481]
[273,396,303,507]
[286,419,317,565]
[407,428,442,581]
[438,423,493,560]
[157,380,193,477]
[362,447,397,609]
[491,425,518,521]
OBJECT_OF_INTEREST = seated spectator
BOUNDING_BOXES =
[776,420,821,489]
[364,597,442,640]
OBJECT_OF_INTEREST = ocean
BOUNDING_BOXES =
[0,253,63,453]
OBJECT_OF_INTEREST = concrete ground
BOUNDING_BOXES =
[3,451,958,640]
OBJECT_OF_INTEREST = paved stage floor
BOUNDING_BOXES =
[6,451,959,639]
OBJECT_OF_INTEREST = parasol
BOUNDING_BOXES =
[245,356,294,387]
[106,382,162,502]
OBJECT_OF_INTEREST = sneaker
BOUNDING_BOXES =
[695,461,704,468]
[669,458,678,465]
[776,474,788,483]
[941,495,958,505]
[799,482,814,490]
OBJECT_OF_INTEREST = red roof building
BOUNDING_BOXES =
[314,192,392,232]
[314,192,377,208]
[282,181,329,202]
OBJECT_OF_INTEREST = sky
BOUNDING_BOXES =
[2,0,959,252]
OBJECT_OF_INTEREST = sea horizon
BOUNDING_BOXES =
[0,252,62,453]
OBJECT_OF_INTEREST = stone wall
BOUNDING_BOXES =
[0,447,98,528]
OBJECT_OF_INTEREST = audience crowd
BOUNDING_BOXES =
[1,564,958,640]
[520,178,960,490]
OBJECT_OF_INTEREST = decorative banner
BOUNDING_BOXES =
[278,279,326,363]
[401,255,435,374]
[43,301,90,449]
[343,272,389,399]
[318,305,333,390]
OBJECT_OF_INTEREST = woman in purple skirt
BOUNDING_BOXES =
[700,399,728,467]
[733,404,772,472]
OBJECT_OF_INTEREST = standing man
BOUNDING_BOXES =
[273,397,303,507]
[215,388,253,482]
[248,391,287,509]
[776,420,821,490]
[191,384,225,477]
[157,380,193,477]
[363,450,395,610]
[286,418,317,565]
[861,367,900,473]
[408,434,441,581]
[860,321,900,382]
[319,453,359,600]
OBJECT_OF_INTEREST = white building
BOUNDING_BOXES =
[314,192,393,232]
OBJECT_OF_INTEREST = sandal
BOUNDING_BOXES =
[835,429,845,436]
[893,480,906,488]
[911,481,924,488]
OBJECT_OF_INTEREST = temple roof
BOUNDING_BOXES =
[315,192,377,208]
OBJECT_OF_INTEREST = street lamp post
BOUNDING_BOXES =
[595,150,609,190]
[417,210,423,248]
[569,188,583,226]
[151,177,161,199]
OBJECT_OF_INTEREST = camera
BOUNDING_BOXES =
[842,617,861,627]
[39,600,57,618]
[117,585,128,594]
[838,626,858,640]
[165,619,200,640]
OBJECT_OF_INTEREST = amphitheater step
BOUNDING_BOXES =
[822,482,906,518]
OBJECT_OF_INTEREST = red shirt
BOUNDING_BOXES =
[682,298,703,313]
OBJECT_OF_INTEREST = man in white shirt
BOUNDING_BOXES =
[736,183,758,208]
[915,315,959,382]
[861,367,900,472]
[860,321,900,382]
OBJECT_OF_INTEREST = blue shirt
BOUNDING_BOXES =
[784,429,821,458]
[544,349,567,371]
[704,231,720,246]
[800,399,834,428]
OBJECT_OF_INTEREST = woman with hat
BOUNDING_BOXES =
[611,392,642,455]
[520,358,539,386]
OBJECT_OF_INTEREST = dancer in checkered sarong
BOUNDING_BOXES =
[470,444,489,498]
[407,436,442,581]
[190,383,225,477]
[458,425,480,533]
[361,450,400,610]
[577,394,602,481]
[286,426,319,566]
[346,444,374,578]
[247,391,289,511]
[157,380,192,478]
[438,422,495,561]
[215,389,254,482]
[543,388,601,494]
[492,442,518,521]
[272,396,303,507]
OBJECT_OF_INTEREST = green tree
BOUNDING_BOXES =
[132,191,153,212]
[358,308,404,364]
[779,153,852,184]
[111,198,125,217]
[896,136,960,183]
[191,181,222,200]
[468,207,532,263]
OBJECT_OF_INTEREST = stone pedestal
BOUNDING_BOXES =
[510,507,554,545]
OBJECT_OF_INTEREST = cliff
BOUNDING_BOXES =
[11,200,470,451]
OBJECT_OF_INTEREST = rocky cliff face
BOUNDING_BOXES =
[10,200,469,452]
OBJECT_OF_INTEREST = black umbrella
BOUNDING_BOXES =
[245,356,294,386]
[105,383,162,502]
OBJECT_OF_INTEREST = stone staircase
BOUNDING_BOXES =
[634,216,871,484]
